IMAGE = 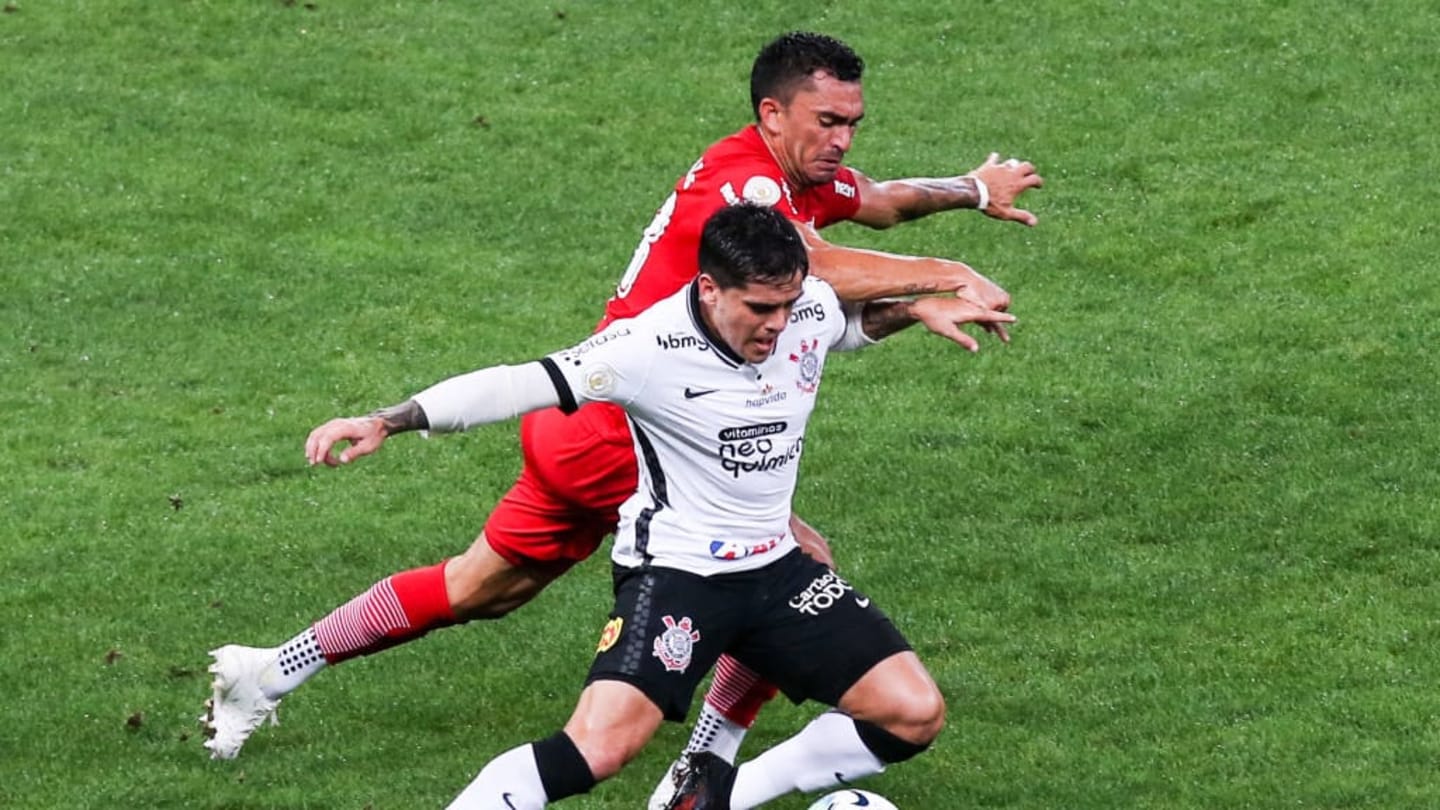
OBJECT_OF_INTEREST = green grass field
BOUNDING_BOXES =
[4,1,1439,807]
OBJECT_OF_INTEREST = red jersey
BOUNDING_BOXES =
[490,127,861,569]
[600,125,862,328]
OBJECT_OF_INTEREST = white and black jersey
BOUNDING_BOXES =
[540,276,862,577]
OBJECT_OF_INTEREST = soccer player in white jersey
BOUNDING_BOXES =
[303,204,1015,809]
[201,30,1040,768]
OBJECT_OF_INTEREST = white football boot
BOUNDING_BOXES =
[200,644,281,759]
[649,758,687,810]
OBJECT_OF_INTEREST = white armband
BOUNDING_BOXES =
[412,361,562,433]
[971,175,990,212]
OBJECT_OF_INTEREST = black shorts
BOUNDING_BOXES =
[586,549,912,722]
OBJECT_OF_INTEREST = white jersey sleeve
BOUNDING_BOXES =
[412,362,562,433]
[410,318,659,433]
[539,318,659,411]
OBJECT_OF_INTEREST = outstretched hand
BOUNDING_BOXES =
[968,152,1044,227]
[951,264,1011,315]
[909,296,1017,353]
[305,416,388,467]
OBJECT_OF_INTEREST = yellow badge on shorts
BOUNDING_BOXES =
[596,617,624,653]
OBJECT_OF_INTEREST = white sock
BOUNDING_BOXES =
[729,712,885,810]
[447,744,549,809]
[260,628,327,699]
[683,701,748,763]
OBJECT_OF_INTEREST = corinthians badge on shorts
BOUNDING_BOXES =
[652,615,701,672]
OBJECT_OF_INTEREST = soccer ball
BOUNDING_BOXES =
[805,789,898,810]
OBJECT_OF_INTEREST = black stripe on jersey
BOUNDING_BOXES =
[631,420,670,506]
[630,419,669,560]
[687,280,744,368]
[539,357,579,414]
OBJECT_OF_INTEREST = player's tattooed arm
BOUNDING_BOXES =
[306,401,428,467]
[848,156,1043,229]
[881,177,978,224]
[366,399,429,435]
[858,299,918,342]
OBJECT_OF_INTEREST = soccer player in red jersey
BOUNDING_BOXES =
[201,31,1042,764]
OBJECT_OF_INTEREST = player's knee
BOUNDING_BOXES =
[846,654,946,745]
[855,691,944,764]
[902,682,946,744]
[567,731,643,780]
[868,676,945,747]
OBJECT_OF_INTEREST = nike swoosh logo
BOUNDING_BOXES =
[854,596,871,608]
[834,772,856,788]
[684,387,719,399]
[502,792,519,810]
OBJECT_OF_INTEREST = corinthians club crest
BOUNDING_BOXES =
[652,615,701,673]
[789,338,821,393]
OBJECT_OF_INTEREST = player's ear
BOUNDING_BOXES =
[697,273,720,304]
[757,97,784,135]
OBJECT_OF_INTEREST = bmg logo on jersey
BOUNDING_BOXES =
[789,302,826,324]
[717,422,802,478]
[656,332,709,352]
[789,570,858,616]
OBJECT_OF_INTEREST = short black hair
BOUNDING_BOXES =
[698,203,809,289]
[750,31,865,119]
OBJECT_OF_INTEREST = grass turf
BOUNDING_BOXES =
[2,1,1438,807]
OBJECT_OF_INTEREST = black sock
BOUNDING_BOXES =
[532,731,597,801]
[853,719,931,764]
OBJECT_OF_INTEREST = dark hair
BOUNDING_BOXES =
[750,31,865,119]
[698,203,809,289]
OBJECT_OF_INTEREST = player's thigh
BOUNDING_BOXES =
[733,553,911,707]
[585,565,752,722]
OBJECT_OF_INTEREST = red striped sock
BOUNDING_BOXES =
[705,654,780,728]
[312,560,458,664]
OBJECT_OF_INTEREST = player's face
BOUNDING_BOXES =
[699,271,806,364]
[761,71,865,188]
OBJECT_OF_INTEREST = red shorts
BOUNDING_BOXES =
[482,401,638,573]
